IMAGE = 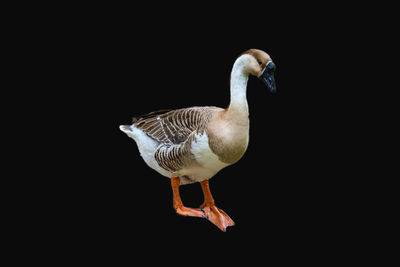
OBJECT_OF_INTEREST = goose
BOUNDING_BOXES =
[120,49,276,231]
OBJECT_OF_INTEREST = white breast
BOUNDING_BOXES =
[190,133,229,174]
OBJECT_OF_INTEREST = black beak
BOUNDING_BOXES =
[260,61,276,93]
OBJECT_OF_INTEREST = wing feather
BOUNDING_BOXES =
[132,106,222,172]
[133,106,219,145]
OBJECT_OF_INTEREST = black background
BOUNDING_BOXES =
[29,2,381,258]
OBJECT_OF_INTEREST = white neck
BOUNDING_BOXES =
[226,55,250,121]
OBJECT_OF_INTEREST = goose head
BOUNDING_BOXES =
[241,49,276,93]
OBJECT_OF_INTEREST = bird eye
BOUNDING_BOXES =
[258,61,262,65]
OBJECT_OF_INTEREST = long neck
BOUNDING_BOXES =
[225,56,249,122]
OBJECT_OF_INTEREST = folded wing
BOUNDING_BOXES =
[133,106,220,172]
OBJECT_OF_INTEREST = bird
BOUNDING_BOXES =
[120,49,276,231]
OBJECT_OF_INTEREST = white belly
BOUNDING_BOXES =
[120,126,229,184]
[183,133,229,181]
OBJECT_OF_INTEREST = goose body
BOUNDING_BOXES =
[120,106,248,184]
[120,49,276,231]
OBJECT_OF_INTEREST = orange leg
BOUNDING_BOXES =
[200,180,235,231]
[171,177,204,218]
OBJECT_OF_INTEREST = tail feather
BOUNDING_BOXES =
[119,125,132,133]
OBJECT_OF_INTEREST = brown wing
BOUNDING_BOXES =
[154,133,196,172]
[133,106,219,145]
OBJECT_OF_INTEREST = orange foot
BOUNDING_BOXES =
[201,204,235,231]
[175,205,205,218]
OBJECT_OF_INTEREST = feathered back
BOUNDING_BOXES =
[133,106,220,146]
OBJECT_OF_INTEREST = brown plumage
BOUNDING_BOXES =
[132,106,221,172]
